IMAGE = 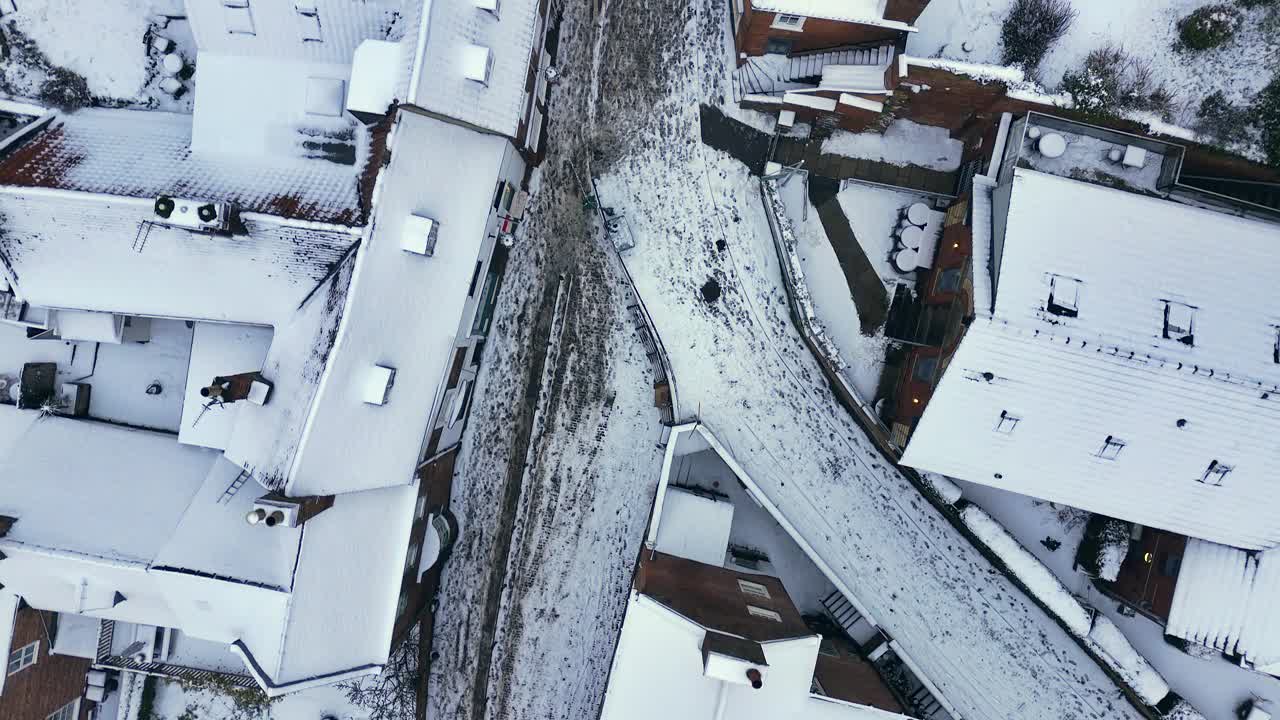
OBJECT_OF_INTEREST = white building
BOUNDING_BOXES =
[901,112,1280,551]
[0,0,552,702]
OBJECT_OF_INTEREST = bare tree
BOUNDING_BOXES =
[340,625,421,720]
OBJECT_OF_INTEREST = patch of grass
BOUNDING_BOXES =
[999,0,1077,74]
[1176,3,1242,51]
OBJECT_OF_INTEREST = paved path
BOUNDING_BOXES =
[775,135,959,196]
[809,175,888,334]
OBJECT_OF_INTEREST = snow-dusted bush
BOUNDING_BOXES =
[1194,90,1256,147]
[1162,698,1209,720]
[1060,45,1172,120]
[38,66,92,112]
[1093,518,1131,582]
[1086,616,1170,706]
[999,0,1077,73]
[1176,4,1242,51]
[1256,75,1280,167]
[921,471,962,505]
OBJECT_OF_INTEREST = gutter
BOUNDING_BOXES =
[230,640,382,698]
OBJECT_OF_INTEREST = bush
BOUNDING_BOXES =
[1060,45,1173,120]
[1176,4,1242,51]
[1194,90,1255,147]
[37,66,91,112]
[1255,75,1280,166]
[999,0,1077,73]
[1236,0,1276,8]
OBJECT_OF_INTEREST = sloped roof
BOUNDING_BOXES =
[408,0,539,137]
[903,169,1280,549]
[1167,540,1280,669]
[0,109,373,225]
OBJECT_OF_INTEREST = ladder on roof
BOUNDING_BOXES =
[133,221,157,253]
[217,465,253,505]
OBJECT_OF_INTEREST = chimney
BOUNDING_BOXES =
[746,668,763,689]
[0,515,15,537]
[245,494,335,528]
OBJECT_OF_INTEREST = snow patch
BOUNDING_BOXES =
[822,119,962,172]
[1086,616,1171,706]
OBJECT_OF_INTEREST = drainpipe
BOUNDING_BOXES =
[712,680,729,720]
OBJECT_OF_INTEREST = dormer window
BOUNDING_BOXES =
[1198,460,1231,486]
[995,410,1019,434]
[771,13,805,30]
[463,45,494,86]
[295,2,323,42]
[1097,435,1124,461]
[1162,301,1195,346]
[475,0,500,16]
[1046,274,1080,318]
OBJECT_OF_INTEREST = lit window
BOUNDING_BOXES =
[1199,460,1231,486]
[771,13,805,30]
[8,641,37,675]
[46,700,78,720]
[222,0,256,35]
[1097,435,1125,460]
[747,605,782,622]
[1047,274,1081,318]
[1162,301,1195,346]
[994,410,1019,434]
[295,2,322,42]
[405,542,420,571]
[737,579,771,600]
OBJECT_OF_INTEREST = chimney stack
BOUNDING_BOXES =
[746,668,762,690]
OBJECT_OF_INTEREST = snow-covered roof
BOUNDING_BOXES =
[600,591,903,720]
[0,109,374,225]
[407,0,539,137]
[50,612,101,660]
[653,487,735,567]
[0,188,356,324]
[285,109,515,496]
[185,0,400,63]
[903,169,1280,549]
[1167,540,1280,669]
[749,0,908,28]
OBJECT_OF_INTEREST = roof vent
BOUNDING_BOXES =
[401,214,439,256]
[153,196,232,232]
[363,365,396,405]
[462,45,493,85]
[247,496,300,528]
[475,0,500,14]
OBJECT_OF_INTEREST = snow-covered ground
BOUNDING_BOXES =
[909,0,1279,124]
[822,119,963,171]
[592,0,1152,715]
[0,0,197,110]
[778,174,888,400]
[836,181,940,291]
[958,480,1280,720]
[151,676,372,720]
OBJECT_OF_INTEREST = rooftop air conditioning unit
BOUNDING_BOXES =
[401,214,439,256]
[246,496,301,528]
[363,364,397,405]
[153,196,232,232]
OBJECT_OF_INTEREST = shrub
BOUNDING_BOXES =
[1255,75,1280,166]
[1176,4,1242,51]
[1236,0,1276,8]
[999,0,1078,73]
[1060,45,1173,120]
[1194,90,1255,147]
[37,66,91,112]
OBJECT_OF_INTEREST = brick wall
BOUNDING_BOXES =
[737,1,901,57]
[1,607,91,720]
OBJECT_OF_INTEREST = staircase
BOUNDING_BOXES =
[909,684,945,719]
[821,589,865,638]
[785,43,894,83]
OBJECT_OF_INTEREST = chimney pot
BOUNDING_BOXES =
[265,510,286,527]
[246,509,266,525]
[746,668,762,690]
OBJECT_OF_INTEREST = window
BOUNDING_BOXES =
[936,267,962,294]
[1158,552,1182,577]
[47,700,78,720]
[770,13,805,30]
[396,591,408,617]
[994,410,1019,434]
[1097,435,1125,461]
[1162,301,1195,346]
[222,0,256,35]
[747,605,782,622]
[1199,460,1232,486]
[912,355,939,384]
[737,579,771,600]
[416,495,428,520]
[8,641,37,675]
[405,542,420,572]
[1047,274,1081,318]
[295,2,323,42]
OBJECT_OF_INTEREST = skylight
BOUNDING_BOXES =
[1198,460,1231,486]
[1162,301,1195,346]
[1097,435,1124,461]
[1046,274,1080,318]
[995,410,1019,434]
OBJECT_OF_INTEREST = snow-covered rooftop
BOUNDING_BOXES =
[903,168,1280,549]
[406,0,539,137]
[286,109,516,496]
[748,0,905,27]
[0,188,356,324]
[0,109,376,225]
[1166,539,1280,671]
